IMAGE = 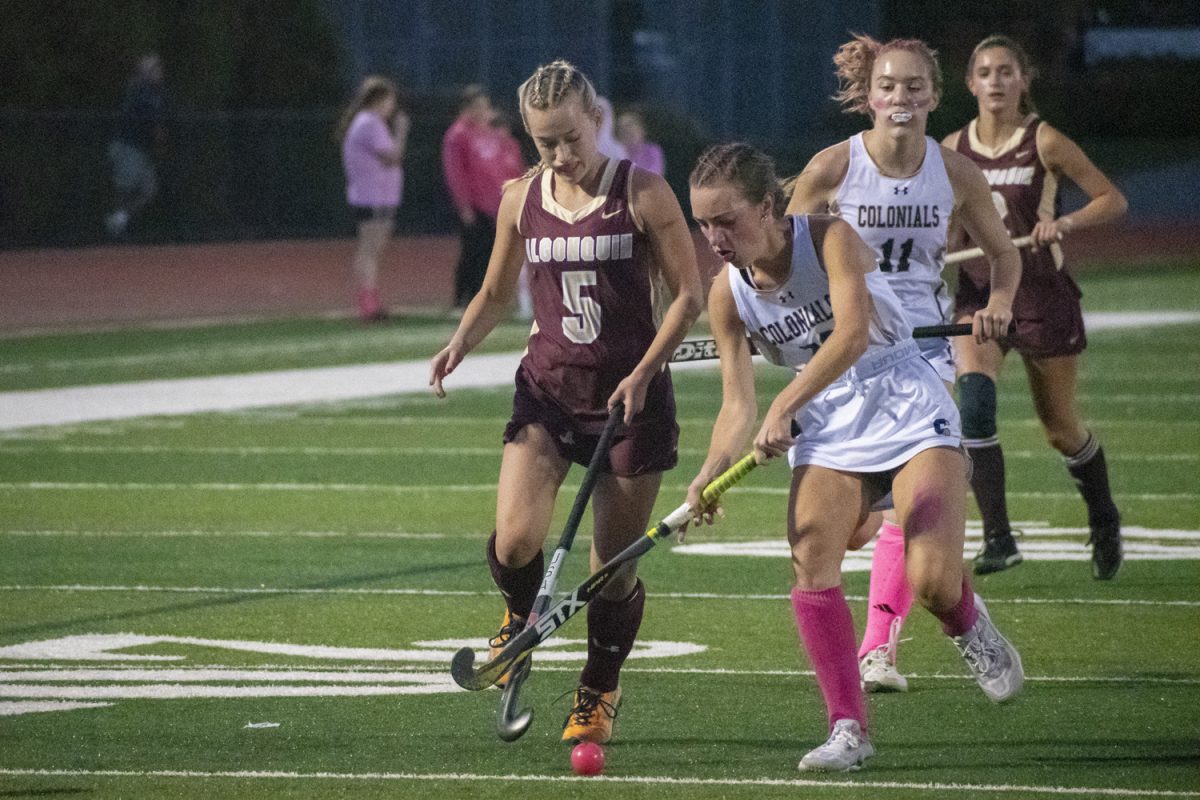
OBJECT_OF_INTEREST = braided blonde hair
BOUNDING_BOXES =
[517,60,598,130]
[832,33,942,119]
[514,60,600,180]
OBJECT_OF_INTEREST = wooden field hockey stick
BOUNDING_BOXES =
[451,452,762,692]
[494,403,624,742]
[670,323,974,364]
[943,234,1035,266]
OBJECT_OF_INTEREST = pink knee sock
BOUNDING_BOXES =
[858,520,913,659]
[934,575,979,638]
[791,585,868,732]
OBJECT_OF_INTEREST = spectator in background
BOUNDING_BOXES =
[487,110,534,319]
[616,110,665,177]
[443,85,501,310]
[594,95,628,162]
[337,75,410,323]
[105,53,168,238]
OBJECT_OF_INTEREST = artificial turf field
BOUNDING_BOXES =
[0,263,1198,799]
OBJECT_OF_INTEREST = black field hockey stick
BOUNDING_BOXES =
[451,452,762,692]
[495,403,624,742]
[670,323,974,364]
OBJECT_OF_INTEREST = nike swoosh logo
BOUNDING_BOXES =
[601,206,623,219]
[1014,150,1030,159]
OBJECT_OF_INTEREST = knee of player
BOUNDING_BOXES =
[787,521,844,575]
[491,530,545,567]
[908,565,962,614]
[957,372,998,442]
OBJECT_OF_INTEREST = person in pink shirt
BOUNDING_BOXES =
[616,110,665,177]
[337,76,410,322]
[442,85,527,310]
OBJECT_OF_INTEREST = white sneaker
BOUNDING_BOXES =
[860,617,908,693]
[952,593,1024,703]
[798,719,874,772]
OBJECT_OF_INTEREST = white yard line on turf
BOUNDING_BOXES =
[1,584,1197,607]
[3,311,1197,431]
[0,768,1195,798]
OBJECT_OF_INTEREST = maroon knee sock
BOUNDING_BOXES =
[485,530,544,619]
[579,580,645,693]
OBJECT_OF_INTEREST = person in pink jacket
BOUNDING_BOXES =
[442,86,526,311]
[337,76,409,322]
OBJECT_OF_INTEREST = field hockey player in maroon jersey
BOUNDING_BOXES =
[429,59,704,745]
[944,35,1128,580]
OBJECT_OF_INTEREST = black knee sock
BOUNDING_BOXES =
[485,531,544,619]
[966,442,1012,535]
[580,580,645,693]
[1065,433,1119,527]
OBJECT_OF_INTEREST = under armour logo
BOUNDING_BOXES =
[893,185,909,195]
[778,290,795,303]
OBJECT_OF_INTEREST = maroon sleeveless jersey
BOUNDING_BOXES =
[518,158,669,429]
[954,116,1081,322]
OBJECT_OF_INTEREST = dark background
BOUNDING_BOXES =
[3,0,1198,248]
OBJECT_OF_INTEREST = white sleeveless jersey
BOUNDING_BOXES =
[726,215,959,474]
[834,133,954,331]
[727,216,912,374]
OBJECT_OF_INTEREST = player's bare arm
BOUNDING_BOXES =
[429,177,530,398]
[943,148,1022,343]
[938,133,970,251]
[784,143,850,216]
[685,275,757,526]
[1035,123,1127,243]
[609,168,704,423]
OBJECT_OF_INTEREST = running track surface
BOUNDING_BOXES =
[1,224,1197,332]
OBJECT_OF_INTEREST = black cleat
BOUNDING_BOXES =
[1088,517,1123,580]
[973,529,1023,575]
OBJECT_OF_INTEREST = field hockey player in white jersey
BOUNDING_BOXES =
[786,34,1023,696]
[685,143,1023,773]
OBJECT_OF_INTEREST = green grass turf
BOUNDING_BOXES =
[1,267,1198,798]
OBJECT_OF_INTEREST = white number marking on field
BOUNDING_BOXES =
[0,634,705,716]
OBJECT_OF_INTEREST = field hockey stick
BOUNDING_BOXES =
[495,403,624,742]
[944,234,1034,265]
[670,323,973,364]
[451,452,762,692]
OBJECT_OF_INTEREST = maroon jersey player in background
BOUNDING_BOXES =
[944,35,1128,579]
[429,59,703,744]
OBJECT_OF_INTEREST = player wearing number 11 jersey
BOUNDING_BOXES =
[429,60,703,745]
[786,35,1022,697]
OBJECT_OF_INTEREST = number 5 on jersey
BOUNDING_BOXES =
[562,270,600,344]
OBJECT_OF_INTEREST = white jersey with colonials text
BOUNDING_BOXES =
[727,215,960,473]
[834,133,957,380]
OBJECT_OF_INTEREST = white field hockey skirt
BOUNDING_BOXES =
[918,336,956,384]
[789,346,961,473]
